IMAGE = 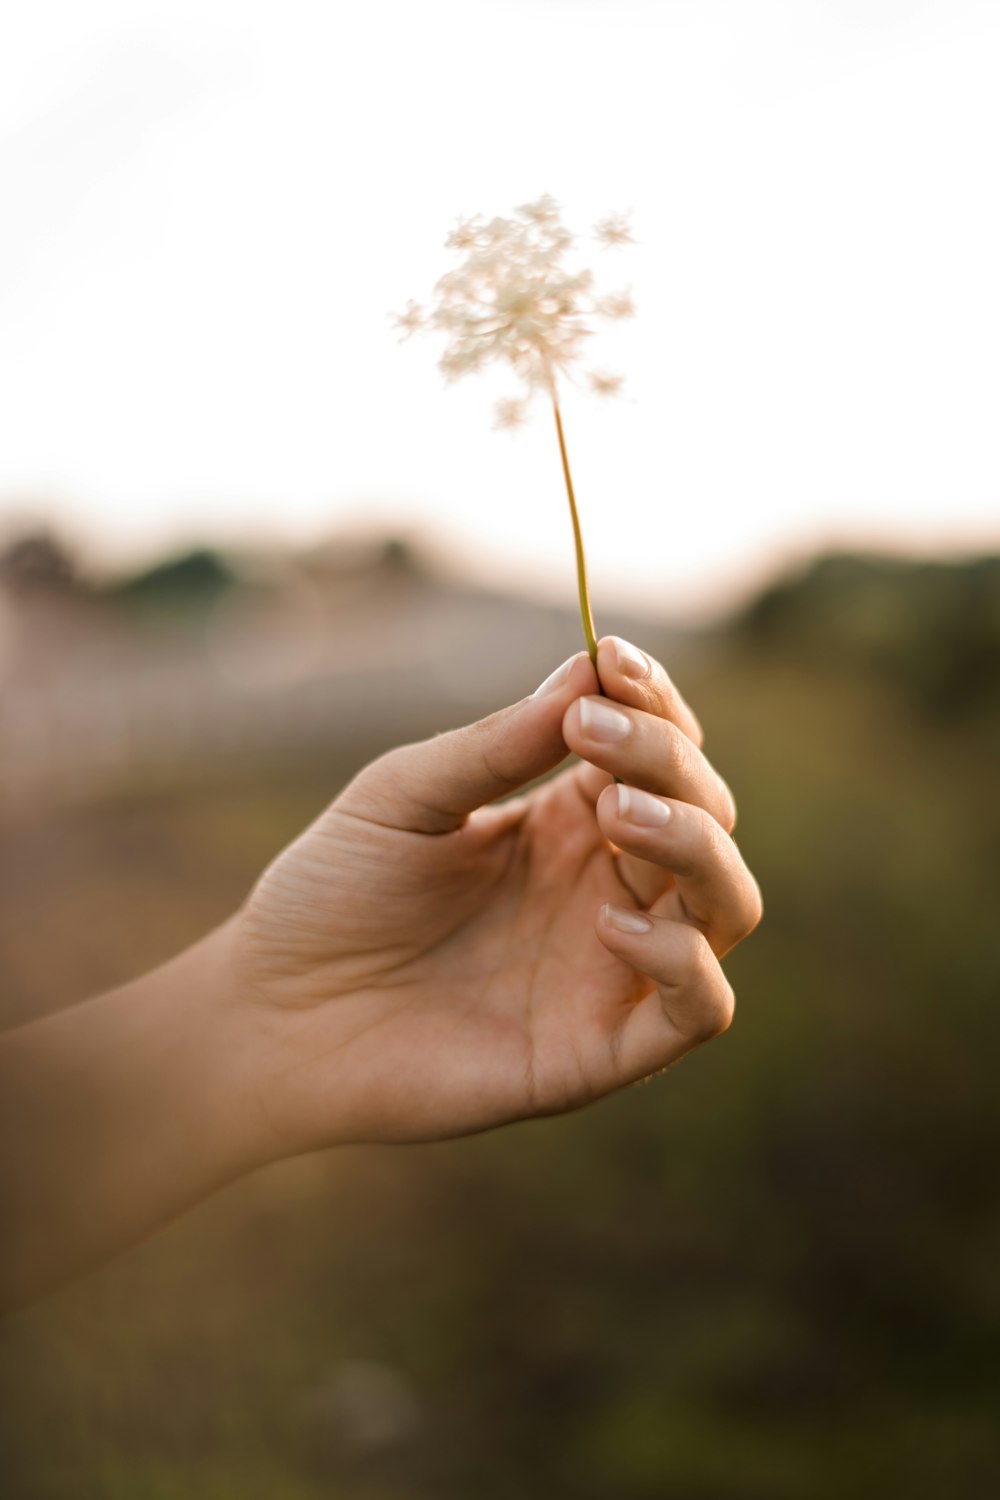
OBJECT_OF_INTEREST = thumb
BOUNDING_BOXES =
[337,652,598,834]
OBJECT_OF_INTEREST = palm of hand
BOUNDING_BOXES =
[233,643,754,1157]
[241,764,649,1148]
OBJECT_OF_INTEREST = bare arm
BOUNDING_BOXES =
[0,922,259,1308]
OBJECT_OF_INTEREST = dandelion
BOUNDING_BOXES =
[397,195,635,664]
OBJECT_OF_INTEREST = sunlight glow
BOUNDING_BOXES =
[2,0,999,617]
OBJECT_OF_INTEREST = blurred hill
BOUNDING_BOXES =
[3,530,998,813]
[0,529,683,808]
[734,551,1000,721]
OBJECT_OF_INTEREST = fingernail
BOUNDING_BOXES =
[532,655,576,698]
[618,784,672,827]
[611,637,650,680]
[579,697,631,742]
[603,903,653,935]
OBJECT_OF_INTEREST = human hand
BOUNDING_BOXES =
[228,638,762,1158]
[0,637,764,1307]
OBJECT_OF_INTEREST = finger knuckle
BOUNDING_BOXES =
[676,922,711,977]
[467,710,522,790]
[718,778,738,833]
[675,929,734,1041]
[642,674,690,742]
[722,872,764,950]
[661,721,690,782]
[686,710,706,750]
[700,811,732,869]
[347,745,412,807]
[704,977,736,1039]
[744,877,764,935]
[672,810,728,883]
[657,677,702,750]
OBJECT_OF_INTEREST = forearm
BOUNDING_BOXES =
[0,919,266,1311]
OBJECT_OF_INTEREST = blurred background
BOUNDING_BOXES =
[1,2,999,1497]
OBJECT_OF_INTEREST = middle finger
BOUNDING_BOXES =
[563,696,737,833]
[597,783,762,956]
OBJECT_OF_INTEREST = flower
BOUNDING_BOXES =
[589,371,625,398]
[593,210,635,249]
[397,196,638,665]
[394,300,424,337]
[596,289,635,321]
[493,396,529,431]
[398,195,634,427]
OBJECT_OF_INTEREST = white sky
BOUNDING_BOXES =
[1,0,999,619]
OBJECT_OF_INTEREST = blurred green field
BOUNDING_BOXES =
[1,554,999,1499]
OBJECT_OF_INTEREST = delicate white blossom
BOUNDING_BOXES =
[593,210,635,249]
[596,289,635,321]
[493,396,530,430]
[397,195,635,428]
[589,371,625,398]
[394,299,424,337]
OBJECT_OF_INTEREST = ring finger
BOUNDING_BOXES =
[597,782,762,956]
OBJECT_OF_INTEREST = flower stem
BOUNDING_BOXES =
[551,396,598,666]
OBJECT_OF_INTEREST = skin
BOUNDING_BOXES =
[0,638,761,1311]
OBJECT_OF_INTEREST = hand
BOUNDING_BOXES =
[231,637,762,1156]
[0,636,762,1308]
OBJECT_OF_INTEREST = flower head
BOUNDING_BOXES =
[398,195,634,428]
[493,396,530,431]
[593,210,635,249]
[596,289,635,321]
[394,299,425,338]
[589,370,625,398]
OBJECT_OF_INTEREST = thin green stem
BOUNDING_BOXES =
[551,395,598,665]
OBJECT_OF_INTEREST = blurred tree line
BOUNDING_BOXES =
[738,550,1000,720]
[0,540,998,1499]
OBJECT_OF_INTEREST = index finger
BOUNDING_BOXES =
[595,636,704,747]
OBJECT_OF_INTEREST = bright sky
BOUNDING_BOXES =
[2,0,999,618]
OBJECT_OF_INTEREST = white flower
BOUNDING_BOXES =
[399,195,635,421]
[393,299,424,338]
[589,371,625,398]
[596,289,635,321]
[493,396,529,430]
[593,211,635,249]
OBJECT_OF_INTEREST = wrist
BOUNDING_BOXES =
[170,915,286,1178]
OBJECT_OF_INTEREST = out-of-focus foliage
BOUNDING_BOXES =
[103,548,238,622]
[0,548,998,1499]
[0,532,80,597]
[739,551,1000,720]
